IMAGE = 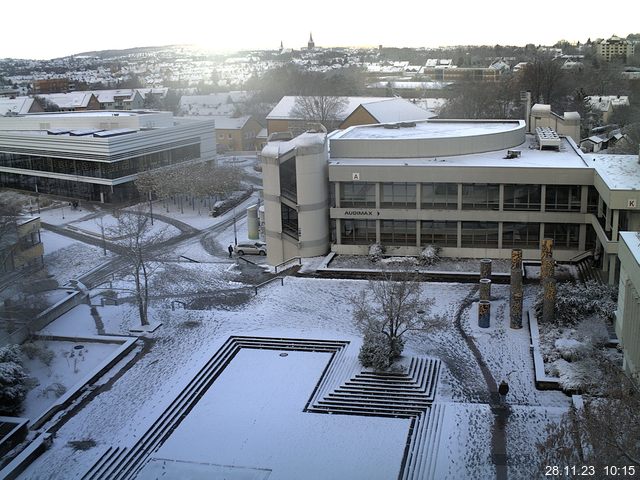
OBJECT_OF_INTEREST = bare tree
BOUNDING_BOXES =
[537,355,640,472]
[519,54,566,106]
[0,198,23,275]
[350,269,436,369]
[109,206,164,326]
[290,95,348,132]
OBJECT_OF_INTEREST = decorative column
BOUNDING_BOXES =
[542,277,557,323]
[480,278,492,301]
[540,238,554,283]
[480,258,492,280]
[478,300,491,328]
[510,248,523,329]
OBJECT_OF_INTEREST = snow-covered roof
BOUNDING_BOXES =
[37,92,95,108]
[359,98,436,123]
[256,127,268,139]
[88,89,139,104]
[266,96,434,123]
[335,120,522,140]
[208,115,252,130]
[585,95,630,112]
[329,135,588,169]
[0,96,36,115]
[620,232,640,265]
[588,154,640,190]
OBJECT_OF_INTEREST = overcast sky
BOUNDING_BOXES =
[4,0,638,60]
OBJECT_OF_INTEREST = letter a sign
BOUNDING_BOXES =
[352,172,360,181]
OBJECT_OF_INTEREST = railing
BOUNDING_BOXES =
[253,276,284,295]
[568,250,593,265]
[275,257,302,273]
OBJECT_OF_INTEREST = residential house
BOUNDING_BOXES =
[0,97,44,115]
[266,96,435,136]
[35,92,101,112]
[211,115,263,152]
[0,216,43,274]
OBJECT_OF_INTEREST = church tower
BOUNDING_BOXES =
[308,32,315,50]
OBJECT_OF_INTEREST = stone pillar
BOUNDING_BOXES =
[542,277,557,323]
[480,258,492,279]
[540,238,554,283]
[510,248,523,329]
[478,300,491,328]
[479,278,492,301]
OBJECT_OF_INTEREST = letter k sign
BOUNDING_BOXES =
[629,199,637,208]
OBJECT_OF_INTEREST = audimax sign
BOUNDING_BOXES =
[343,210,380,217]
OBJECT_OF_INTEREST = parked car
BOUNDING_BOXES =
[234,241,267,256]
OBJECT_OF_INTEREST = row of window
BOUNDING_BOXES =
[336,182,598,213]
[0,144,201,180]
[336,219,589,249]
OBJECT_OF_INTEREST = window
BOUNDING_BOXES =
[279,156,297,202]
[380,220,416,246]
[381,183,416,208]
[421,183,457,209]
[587,186,599,214]
[544,223,579,249]
[502,223,539,248]
[281,204,298,239]
[503,185,541,210]
[421,220,457,247]
[461,222,498,248]
[340,182,375,208]
[462,184,499,210]
[341,220,376,245]
[545,185,581,212]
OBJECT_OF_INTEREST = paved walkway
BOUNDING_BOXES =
[453,285,509,480]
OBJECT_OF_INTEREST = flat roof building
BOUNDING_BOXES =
[0,110,216,203]
[262,114,640,286]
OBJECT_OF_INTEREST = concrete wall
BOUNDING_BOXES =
[616,232,640,379]
[529,104,580,144]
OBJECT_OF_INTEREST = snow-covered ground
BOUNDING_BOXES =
[18,275,571,479]
[20,339,120,421]
[69,214,180,241]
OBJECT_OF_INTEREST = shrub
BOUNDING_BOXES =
[0,345,27,415]
[368,243,385,262]
[419,244,441,266]
[535,280,617,325]
[21,342,55,366]
[359,331,392,370]
[40,382,67,399]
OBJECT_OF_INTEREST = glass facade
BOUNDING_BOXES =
[340,182,375,208]
[544,223,579,249]
[281,203,298,239]
[421,183,458,209]
[381,183,416,208]
[545,185,581,212]
[503,185,541,211]
[380,220,416,246]
[420,220,457,247]
[502,222,540,248]
[279,156,297,202]
[462,184,499,210]
[0,144,200,180]
[461,222,499,248]
[341,220,376,245]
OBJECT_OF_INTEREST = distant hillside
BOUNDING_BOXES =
[73,44,187,58]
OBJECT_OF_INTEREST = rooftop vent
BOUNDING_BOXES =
[504,149,521,159]
[535,127,561,150]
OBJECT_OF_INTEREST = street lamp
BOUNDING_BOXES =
[233,206,238,246]
[148,191,154,226]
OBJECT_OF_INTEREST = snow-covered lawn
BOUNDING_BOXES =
[42,234,112,283]
[69,214,180,241]
[20,339,121,421]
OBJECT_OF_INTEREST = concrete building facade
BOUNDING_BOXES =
[616,232,640,379]
[0,111,216,203]
[261,114,640,286]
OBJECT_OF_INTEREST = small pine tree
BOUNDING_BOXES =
[0,345,28,415]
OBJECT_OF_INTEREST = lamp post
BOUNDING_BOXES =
[148,191,154,226]
[233,206,238,246]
